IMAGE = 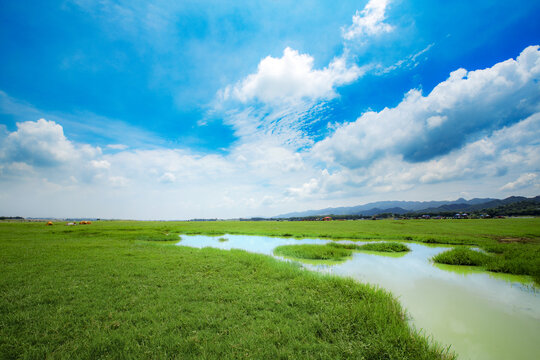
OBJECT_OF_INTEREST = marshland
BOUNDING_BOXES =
[1,218,539,359]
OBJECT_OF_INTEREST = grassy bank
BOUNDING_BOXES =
[433,246,540,283]
[330,241,410,253]
[274,244,353,261]
[0,222,452,359]
[433,248,491,266]
[275,242,410,261]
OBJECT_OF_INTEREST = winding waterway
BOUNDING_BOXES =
[176,234,540,360]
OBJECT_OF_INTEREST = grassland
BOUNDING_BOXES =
[162,217,540,244]
[1,218,538,358]
[0,221,454,359]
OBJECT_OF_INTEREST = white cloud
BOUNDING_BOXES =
[287,178,319,198]
[4,119,78,165]
[342,0,394,41]
[426,115,446,129]
[109,176,129,187]
[159,172,176,183]
[500,173,539,191]
[220,47,364,105]
[294,111,540,200]
[106,144,128,150]
[217,47,368,153]
[377,43,435,74]
[0,117,322,218]
[313,45,540,168]
[0,118,105,174]
[231,141,305,173]
[0,91,163,150]
[90,160,111,169]
[5,162,35,175]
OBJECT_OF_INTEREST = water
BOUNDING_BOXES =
[177,234,540,360]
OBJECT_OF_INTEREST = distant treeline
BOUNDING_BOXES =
[0,216,24,220]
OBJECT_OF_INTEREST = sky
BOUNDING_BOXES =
[1,0,539,219]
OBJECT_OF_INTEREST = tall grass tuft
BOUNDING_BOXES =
[274,244,352,261]
[432,248,491,266]
[329,241,410,253]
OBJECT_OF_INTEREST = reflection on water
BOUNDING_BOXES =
[177,234,540,360]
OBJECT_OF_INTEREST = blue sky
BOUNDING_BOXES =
[1,0,539,219]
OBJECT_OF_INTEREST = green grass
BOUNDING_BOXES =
[359,242,410,252]
[275,242,410,262]
[274,244,353,261]
[432,248,491,266]
[218,237,228,242]
[433,245,540,283]
[330,241,410,253]
[0,221,453,359]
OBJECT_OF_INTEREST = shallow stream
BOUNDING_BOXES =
[177,234,540,360]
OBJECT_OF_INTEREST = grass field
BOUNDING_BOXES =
[166,218,540,244]
[0,221,455,359]
[1,218,539,358]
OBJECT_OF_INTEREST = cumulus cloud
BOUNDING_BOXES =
[3,119,75,166]
[342,0,394,41]
[0,118,102,168]
[500,173,539,191]
[292,111,540,200]
[220,47,364,105]
[313,45,540,169]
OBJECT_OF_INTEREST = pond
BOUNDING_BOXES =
[177,234,540,360]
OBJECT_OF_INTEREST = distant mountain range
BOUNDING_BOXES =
[276,196,540,218]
